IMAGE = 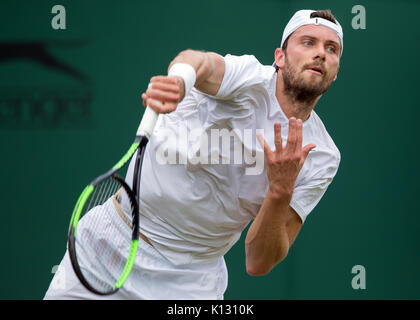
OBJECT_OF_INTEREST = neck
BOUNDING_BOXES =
[275,72,321,122]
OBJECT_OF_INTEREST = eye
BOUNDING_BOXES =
[303,40,313,46]
[327,46,336,53]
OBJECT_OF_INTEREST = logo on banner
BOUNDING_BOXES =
[0,39,92,129]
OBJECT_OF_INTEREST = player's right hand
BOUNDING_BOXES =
[141,76,184,113]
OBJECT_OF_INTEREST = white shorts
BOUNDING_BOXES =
[44,198,228,300]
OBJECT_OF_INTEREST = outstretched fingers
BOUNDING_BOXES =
[273,122,283,152]
[295,118,303,158]
[257,132,274,162]
[286,117,297,153]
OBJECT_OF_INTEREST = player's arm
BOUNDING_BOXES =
[245,191,302,276]
[245,118,316,276]
[141,49,225,113]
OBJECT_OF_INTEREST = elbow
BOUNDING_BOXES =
[245,250,289,277]
[246,264,272,277]
[246,259,279,277]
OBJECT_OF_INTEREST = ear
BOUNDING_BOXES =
[274,48,286,69]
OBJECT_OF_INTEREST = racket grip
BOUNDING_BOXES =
[136,106,159,139]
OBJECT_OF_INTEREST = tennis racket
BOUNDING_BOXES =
[67,105,159,295]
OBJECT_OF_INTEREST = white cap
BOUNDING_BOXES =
[279,9,343,58]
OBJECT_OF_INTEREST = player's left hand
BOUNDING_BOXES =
[257,117,316,202]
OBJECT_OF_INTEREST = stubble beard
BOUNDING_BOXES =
[282,53,335,105]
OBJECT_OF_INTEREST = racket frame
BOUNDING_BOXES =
[67,136,148,295]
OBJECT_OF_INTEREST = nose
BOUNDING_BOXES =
[314,44,326,61]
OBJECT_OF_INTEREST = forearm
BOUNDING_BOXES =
[245,191,292,276]
[168,49,224,96]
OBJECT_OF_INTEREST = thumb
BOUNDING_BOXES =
[300,144,316,166]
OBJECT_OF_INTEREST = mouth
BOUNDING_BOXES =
[306,66,323,75]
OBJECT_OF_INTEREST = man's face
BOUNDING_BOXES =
[276,25,341,100]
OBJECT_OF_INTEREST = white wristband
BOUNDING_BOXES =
[168,63,196,99]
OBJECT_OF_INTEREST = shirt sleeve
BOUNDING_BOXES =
[290,150,341,223]
[216,54,272,99]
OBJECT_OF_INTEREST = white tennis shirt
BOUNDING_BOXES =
[125,54,341,266]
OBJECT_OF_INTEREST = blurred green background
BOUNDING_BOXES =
[0,0,418,299]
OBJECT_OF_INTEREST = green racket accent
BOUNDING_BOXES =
[71,185,94,235]
[112,142,140,170]
[69,189,85,230]
[114,239,139,289]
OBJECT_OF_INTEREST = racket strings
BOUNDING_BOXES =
[74,176,134,293]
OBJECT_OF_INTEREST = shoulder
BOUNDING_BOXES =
[217,54,275,99]
[223,54,274,77]
[224,53,261,65]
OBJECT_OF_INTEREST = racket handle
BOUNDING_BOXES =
[136,83,160,139]
[136,106,159,139]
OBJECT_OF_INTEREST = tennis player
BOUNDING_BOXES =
[45,9,342,299]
